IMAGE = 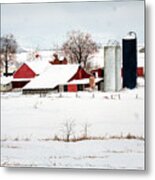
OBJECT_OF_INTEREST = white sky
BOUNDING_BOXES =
[1,0,144,49]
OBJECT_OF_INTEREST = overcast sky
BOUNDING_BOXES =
[1,0,144,49]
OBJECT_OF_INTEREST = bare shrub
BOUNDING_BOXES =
[126,133,136,139]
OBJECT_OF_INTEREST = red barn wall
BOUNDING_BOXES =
[12,81,30,89]
[13,63,36,78]
[67,84,77,92]
[137,67,144,77]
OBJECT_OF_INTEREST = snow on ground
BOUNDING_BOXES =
[1,88,144,140]
[1,82,145,169]
[1,140,144,169]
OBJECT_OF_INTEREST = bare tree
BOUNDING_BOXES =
[62,30,99,67]
[61,119,75,142]
[0,34,18,76]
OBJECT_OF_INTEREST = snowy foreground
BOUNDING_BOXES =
[1,84,145,170]
[1,140,144,170]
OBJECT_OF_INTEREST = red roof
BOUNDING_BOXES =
[13,63,36,79]
[69,66,91,82]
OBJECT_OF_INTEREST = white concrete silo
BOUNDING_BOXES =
[104,41,122,92]
[115,45,122,91]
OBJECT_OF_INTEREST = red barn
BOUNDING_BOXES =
[12,61,51,88]
[66,65,92,92]
[23,65,79,94]
[22,64,103,94]
[67,66,103,92]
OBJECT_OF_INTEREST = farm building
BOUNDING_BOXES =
[22,65,79,94]
[22,65,103,94]
[67,65,103,92]
[12,61,51,88]
[13,45,144,92]
[0,76,13,92]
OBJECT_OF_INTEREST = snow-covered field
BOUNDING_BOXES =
[1,81,145,170]
[1,140,144,170]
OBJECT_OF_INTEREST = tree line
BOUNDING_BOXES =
[0,31,99,76]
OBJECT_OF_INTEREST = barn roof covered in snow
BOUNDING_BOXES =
[12,78,32,82]
[67,78,103,85]
[13,60,52,79]
[25,61,51,74]
[23,65,79,90]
